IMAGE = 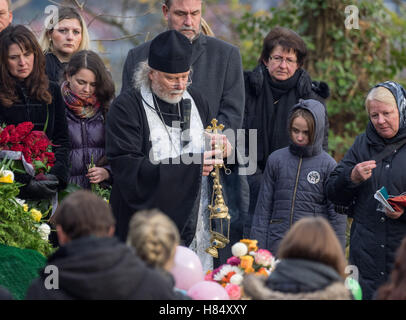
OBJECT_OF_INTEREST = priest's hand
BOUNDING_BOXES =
[206,133,233,158]
[202,149,223,176]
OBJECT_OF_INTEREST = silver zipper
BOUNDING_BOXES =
[290,157,303,227]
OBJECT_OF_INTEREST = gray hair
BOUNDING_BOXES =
[133,60,152,90]
[133,60,193,91]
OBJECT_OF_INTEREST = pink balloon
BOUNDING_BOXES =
[187,281,230,300]
[170,246,204,291]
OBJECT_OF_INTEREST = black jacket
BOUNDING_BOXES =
[0,81,70,190]
[25,236,178,300]
[327,122,406,299]
[45,53,66,84]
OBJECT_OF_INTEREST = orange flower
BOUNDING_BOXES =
[240,239,258,252]
[245,267,255,274]
[256,267,269,277]
[223,271,236,283]
[240,255,254,270]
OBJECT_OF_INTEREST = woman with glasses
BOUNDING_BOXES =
[243,27,330,235]
[39,7,90,83]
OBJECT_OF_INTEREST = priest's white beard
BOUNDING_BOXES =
[151,82,184,104]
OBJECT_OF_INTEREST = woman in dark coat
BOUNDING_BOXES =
[0,25,69,199]
[39,7,90,83]
[250,99,346,255]
[326,81,406,300]
[62,50,115,189]
[244,217,352,300]
[243,27,330,235]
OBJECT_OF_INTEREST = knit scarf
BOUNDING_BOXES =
[61,81,100,119]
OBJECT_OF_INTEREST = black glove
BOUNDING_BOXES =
[24,174,59,199]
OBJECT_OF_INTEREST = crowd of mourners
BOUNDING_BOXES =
[1,0,406,300]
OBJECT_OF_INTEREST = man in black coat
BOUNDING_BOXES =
[25,190,178,300]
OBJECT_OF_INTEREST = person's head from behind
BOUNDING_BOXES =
[127,209,180,271]
[289,107,315,147]
[277,217,346,278]
[162,0,202,41]
[0,25,51,107]
[365,85,402,140]
[146,29,192,104]
[376,237,406,300]
[64,50,115,107]
[39,7,90,61]
[51,190,115,245]
[260,26,307,81]
[0,0,12,32]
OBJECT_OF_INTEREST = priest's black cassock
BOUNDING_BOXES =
[106,86,213,245]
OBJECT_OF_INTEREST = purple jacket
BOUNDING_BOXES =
[66,107,111,189]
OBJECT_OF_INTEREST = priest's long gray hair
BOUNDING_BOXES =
[132,60,193,91]
[133,60,152,90]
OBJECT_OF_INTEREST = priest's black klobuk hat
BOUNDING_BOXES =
[148,30,192,74]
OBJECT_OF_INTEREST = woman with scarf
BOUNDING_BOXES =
[243,27,330,235]
[327,81,406,299]
[62,50,115,189]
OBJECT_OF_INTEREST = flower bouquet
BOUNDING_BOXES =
[0,121,55,177]
[205,239,277,300]
[0,156,54,257]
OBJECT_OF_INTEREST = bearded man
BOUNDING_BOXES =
[121,0,244,131]
[106,30,230,271]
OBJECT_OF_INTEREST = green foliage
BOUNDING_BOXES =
[234,0,406,160]
[0,182,54,257]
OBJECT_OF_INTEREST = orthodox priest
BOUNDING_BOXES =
[106,30,228,271]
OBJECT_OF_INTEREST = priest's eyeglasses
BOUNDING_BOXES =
[269,55,297,66]
[164,74,193,88]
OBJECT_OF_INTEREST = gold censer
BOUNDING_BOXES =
[205,119,231,258]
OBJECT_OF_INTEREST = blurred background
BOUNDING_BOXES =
[11,0,406,160]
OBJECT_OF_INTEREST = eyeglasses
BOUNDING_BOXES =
[164,75,193,88]
[269,55,297,66]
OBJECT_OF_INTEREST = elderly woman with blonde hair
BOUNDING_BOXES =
[327,81,406,299]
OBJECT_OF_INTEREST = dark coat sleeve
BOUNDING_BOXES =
[47,82,70,189]
[105,90,204,238]
[121,49,135,94]
[322,159,347,250]
[216,46,245,130]
[326,135,365,206]
[121,43,150,94]
[250,155,275,249]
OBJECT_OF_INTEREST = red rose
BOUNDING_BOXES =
[15,122,34,140]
